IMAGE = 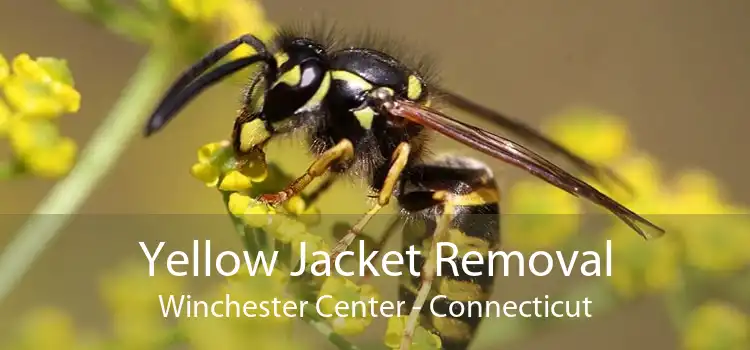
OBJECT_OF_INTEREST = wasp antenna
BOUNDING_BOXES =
[144,35,275,136]
[145,56,272,136]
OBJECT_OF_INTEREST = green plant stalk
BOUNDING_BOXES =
[0,49,174,304]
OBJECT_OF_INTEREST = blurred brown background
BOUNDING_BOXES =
[1,0,748,349]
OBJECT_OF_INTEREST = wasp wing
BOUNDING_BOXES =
[384,98,665,239]
[435,88,632,194]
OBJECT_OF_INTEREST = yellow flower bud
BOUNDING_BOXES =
[242,201,275,228]
[606,226,680,298]
[23,137,77,178]
[296,205,322,226]
[683,301,748,350]
[219,0,277,60]
[218,170,252,191]
[12,54,51,82]
[4,54,80,117]
[317,277,379,335]
[18,308,77,350]
[0,99,11,135]
[292,233,328,261]
[190,162,220,186]
[0,54,8,85]
[3,75,80,118]
[505,180,581,251]
[169,0,227,22]
[227,192,252,217]
[544,108,630,163]
[271,217,307,243]
[384,316,442,350]
[283,195,307,215]
[197,141,226,163]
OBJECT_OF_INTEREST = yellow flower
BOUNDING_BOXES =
[272,216,308,243]
[7,118,78,178]
[216,0,277,60]
[667,170,730,214]
[0,53,8,84]
[544,107,630,164]
[504,180,581,251]
[317,277,380,335]
[605,225,681,298]
[4,54,80,118]
[282,195,322,226]
[291,232,329,263]
[0,53,80,180]
[190,141,267,190]
[667,171,750,272]
[182,269,305,350]
[100,262,183,349]
[219,169,253,191]
[169,0,227,22]
[226,192,316,244]
[683,301,748,350]
[605,154,664,207]
[0,98,11,135]
[384,316,442,350]
[227,192,276,227]
[15,308,78,350]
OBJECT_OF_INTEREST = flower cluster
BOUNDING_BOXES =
[189,140,425,346]
[169,0,277,59]
[181,268,305,350]
[0,53,80,179]
[519,107,750,349]
[57,0,277,68]
[683,300,748,350]
[2,262,182,350]
[506,107,750,296]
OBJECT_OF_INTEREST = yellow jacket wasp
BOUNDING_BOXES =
[144,25,665,350]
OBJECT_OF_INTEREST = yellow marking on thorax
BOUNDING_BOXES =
[303,72,331,109]
[274,52,290,67]
[354,107,376,129]
[331,70,373,90]
[407,75,423,100]
[239,119,270,152]
[274,65,301,87]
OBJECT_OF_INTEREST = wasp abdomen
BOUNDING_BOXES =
[398,156,501,350]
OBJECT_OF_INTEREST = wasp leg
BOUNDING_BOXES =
[329,142,411,261]
[400,194,455,350]
[303,173,340,207]
[359,216,404,282]
[398,157,501,350]
[259,139,354,205]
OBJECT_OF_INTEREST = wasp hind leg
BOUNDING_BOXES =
[329,142,411,260]
[397,156,501,350]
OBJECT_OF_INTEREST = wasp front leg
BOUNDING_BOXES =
[251,139,353,205]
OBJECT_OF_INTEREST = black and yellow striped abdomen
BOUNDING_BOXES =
[397,157,501,350]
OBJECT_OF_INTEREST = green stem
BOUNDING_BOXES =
[0,159,24,179]
[302,303,361,350]
[0,49,174,305]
